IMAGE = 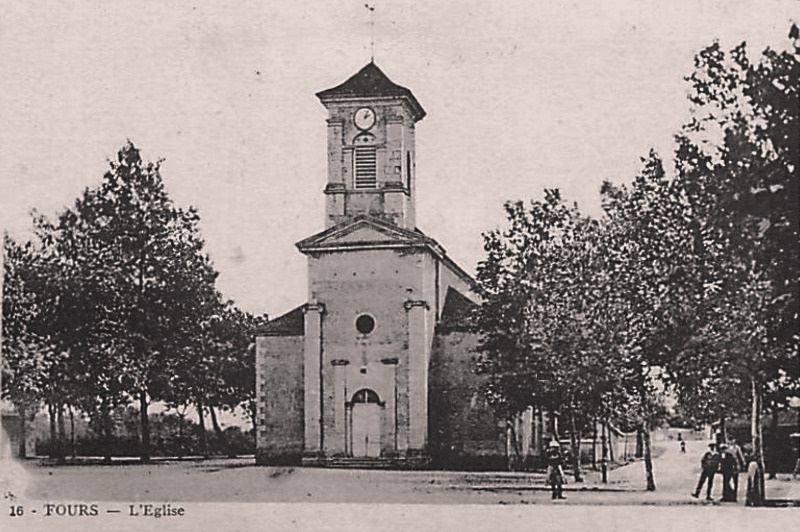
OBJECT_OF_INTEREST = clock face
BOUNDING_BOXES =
[354,107,376,130]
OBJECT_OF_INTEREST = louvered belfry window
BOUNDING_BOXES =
[354,146,377,189]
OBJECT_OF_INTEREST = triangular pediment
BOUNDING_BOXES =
[296,215,434,253]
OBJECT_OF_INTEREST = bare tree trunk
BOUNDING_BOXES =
[551,412,560,440]
[48,403,57,459]
[591,416,597,470]
[601,418,608,483]
[17,403,27,459]
[797,408,800,467]
[101,400,113,463]
[56,402,66,464]
[209,405,233,458]
[751,379,764,468]
[751,378,765,502]
[139,391,151,463]
[177,409,185,461]
[68,404,76,459]
[569,410,583,482]
[641,421,656,491]
[608,424,615,463]
[635,426,643,458]
[505,418,521,471]
[768,407,779,479]
[197,399,208,459]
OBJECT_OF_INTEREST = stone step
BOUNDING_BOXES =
[326,461,394,469]
[302,456,424,469]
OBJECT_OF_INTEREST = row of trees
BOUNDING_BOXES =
[3,142,267,462]
[474,30,799,491]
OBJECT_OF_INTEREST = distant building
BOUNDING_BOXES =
[254,62,519,467]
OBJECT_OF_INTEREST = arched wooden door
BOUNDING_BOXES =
[350,389,382,458]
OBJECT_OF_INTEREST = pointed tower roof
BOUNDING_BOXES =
[316,62,426,121]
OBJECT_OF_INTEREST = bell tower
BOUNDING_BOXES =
[316,62,426,229]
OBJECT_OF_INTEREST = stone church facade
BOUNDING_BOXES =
[254,63,513,467]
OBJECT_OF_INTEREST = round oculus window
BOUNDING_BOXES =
[355,314,375,335]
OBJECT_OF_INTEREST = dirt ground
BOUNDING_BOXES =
[7,438,800,505]
[2,439,799,531]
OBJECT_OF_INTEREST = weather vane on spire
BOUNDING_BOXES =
[365,3,376,62]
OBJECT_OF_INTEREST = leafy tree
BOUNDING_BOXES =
[476,191,621,481]
[476,191,580,424]
[600,151,705,490]
[203,304,255,457]
[35,142,220,462]
[1,235,54,457]
[216,308,269,448]
[162,301,264,457]
[32,202,132,461]
[674,28,799,474]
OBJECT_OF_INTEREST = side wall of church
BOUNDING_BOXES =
[428,329,506,469]
[255,335,305,465]
[425,253,478,321]
[439,261,475,304]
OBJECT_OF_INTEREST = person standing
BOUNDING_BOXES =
[728,439,746,501]
[746,459,764,506]
[692,442,720,501]
[546,439,566,500]
[719,443,737,501]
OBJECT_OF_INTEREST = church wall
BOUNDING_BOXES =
[307,247,431,455]
[255,335,305,465]
[405,124,416,224]
[344,190,384,220]
[428,329,506,470]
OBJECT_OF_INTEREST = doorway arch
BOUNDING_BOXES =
[348,388,382,458]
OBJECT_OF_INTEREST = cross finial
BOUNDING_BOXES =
[365,3,375,62]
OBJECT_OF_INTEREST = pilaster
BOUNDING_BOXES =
[329,359,349,455]
[303,301,325,456]
[404,299,430,451]
[326,117,345,184]
[381,357,399,455]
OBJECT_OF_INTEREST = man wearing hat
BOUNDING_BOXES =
[719,443,738,501]
[692,442,720,501]
[545,439,566,500]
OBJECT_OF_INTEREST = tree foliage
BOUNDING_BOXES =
[474,27,798,490]
[3,141,261,461]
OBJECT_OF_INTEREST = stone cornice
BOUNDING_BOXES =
[404,299,429,311]
[324,183,346,194]
[303,302,325,314]
[295,214,476,289]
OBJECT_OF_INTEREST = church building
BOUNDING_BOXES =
[254,62,516,468]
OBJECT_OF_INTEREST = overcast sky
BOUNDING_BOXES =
[1,0,796,318]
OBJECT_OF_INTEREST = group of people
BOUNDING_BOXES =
[692,440,747,502]
[543,435,763,504]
